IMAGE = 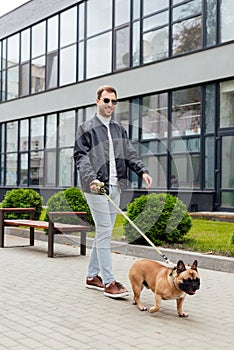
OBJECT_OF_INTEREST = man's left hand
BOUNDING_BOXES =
[142,173,152,189]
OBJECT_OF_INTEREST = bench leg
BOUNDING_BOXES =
[48,221,54,258]
[80,231,86,256]
[0,211,4,248]
[30,227,34,246]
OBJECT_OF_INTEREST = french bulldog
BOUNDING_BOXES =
[129,259,200,317]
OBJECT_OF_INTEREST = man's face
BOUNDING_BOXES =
[96,90,117,118]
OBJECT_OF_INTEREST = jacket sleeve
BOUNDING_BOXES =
[73,126,97,185]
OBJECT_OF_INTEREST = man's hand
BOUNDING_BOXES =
[142,173,152,189]
[90,179,104,193]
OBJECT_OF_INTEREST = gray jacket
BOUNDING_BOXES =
[74,114,149,194]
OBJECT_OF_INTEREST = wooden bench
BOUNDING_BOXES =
[0,208,90,257]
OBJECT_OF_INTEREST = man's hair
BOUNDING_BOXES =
[96,85,117,100]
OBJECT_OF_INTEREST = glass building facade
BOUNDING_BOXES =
[0,0,234,211]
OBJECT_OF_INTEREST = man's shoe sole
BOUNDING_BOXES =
[104,291,129,298]
[86,284,105,291]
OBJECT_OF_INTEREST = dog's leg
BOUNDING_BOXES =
[149,293,161,313]
[132,284,147,311]
[176,297,188,317]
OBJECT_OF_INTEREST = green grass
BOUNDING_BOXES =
[111,215,234,257]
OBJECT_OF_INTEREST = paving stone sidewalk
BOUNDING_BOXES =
[0,235,233,350]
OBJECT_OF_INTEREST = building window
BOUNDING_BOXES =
[220,80,234,128]
[220,0,234,43]
[205,136,215,188]
[59,45,76,86]
[30,117,44,185]
[142,3,169,63]
[114,25,130,70]
[142,93,168,139]
[172,0,202,55]
[86,32,112,79]
[172,87,201,136]
[87,0,112,37]
[221,136,234,206]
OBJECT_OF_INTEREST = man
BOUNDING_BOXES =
[74,85,152,298]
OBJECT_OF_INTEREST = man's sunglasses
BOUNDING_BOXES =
[100,98,118,105]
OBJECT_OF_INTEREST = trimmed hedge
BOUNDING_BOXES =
[123,193,192,245]
[1,188,43,220]
[45,187,94,227]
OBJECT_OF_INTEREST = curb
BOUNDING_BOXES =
[5,227,234,273]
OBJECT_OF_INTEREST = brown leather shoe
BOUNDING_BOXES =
[104,281,129,298]
[86,275,105,291]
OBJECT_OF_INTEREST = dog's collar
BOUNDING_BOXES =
[170,268,181,292]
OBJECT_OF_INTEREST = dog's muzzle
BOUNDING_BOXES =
[179,278,200,295]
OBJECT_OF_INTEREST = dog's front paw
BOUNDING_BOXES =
[178,312,188,317]
[139,305,147,311]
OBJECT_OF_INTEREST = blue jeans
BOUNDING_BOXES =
[85,185,120,285]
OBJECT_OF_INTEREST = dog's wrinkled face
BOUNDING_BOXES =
[175,260,200,295]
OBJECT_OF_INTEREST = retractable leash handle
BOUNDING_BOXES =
[96,182,174,267]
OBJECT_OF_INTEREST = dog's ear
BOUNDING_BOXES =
[191,260,198,271]
[176,260,186,274]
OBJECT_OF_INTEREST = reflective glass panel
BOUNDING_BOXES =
[220,80,234,128]
[46,114,57,148]
[205,84,215,133]
[21,29,30,62]
[78,41,84,81]
[142,93,168,139]
[58,148,74,186]
[132,21,140,66]
[6,153,17,185]
[19,62,30,96]
[115,26,130,70]
[86,32,112,79]
[205,136,214,188]
[19,119,29,151]
[32,21,46,58]
[143,11,168,31]
[6,121,18,152]
[172,87,201,136]
[30,150,43,185]
[133,0,141,19]
[45,150,56,185]
[206,0,217,46]
[30,117,44,151]
[59,45,76,85]
[143,27,169,63]
[173,16,202,55]
[142,155,167,188]
[79,2,85,40]
[173,0,201,21]
[143,0,168,16]
[47,15,58,52]
[7,66,19,100]
[115,0,130,26]
[87,0,112,36]
[7,34,19,67]
[46,52,58,89]
[19,153,28,185]
[220,0,234,43]
[60,7,77,47]
[31,56,45,93]
[115,101,129,131]
[221,136,234,189]
[58,111,75,147]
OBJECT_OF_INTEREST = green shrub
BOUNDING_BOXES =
[123,193,192,245]
[2,188,43,220]
[45,187,94,227]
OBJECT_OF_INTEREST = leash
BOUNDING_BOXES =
[96,182,174,267]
